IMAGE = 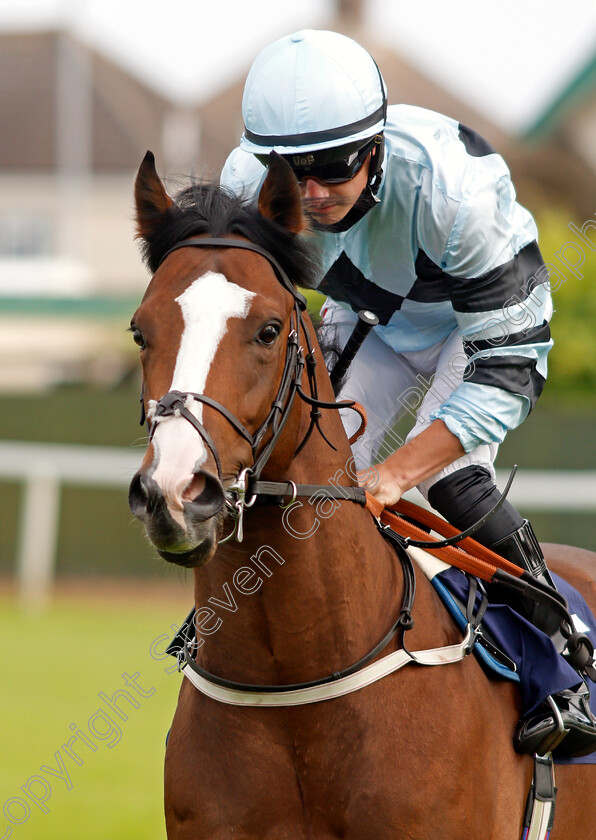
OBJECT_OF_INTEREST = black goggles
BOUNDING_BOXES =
[256,136,379,185]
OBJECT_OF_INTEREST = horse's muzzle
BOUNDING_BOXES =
[128,467,225,567]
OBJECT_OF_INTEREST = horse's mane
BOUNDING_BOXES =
[139,180,320,291]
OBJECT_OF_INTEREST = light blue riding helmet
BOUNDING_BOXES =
[240,30,388,156]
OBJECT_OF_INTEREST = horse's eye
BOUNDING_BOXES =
[131,326,146,349]
[257,323,281,346]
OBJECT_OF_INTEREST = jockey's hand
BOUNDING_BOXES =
[357,462,404,507]
[354,420,466,509]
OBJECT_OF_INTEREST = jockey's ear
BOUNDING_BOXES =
[134,151,174,243]
[258,151,306,235]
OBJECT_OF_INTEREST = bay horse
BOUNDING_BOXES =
[129,150,596,839]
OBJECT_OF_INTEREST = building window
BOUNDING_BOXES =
[0,215,53,258]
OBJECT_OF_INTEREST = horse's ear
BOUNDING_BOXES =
[134,151,174,242]
[258,152,306,234]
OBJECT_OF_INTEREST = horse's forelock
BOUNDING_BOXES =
[141,180,320,291]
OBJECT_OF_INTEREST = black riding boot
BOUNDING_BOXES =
[491,519,560,636]
[490,520,596,758]
[428,467,596,758]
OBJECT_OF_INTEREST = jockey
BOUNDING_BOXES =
[220,29,596,757]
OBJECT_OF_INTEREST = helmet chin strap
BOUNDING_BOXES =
[309,137,385,234]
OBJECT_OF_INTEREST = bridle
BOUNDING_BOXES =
[142,236,365,542]
[139,234,426,698]
[141,236,596,703]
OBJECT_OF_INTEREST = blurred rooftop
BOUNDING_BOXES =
[0,0,595,390]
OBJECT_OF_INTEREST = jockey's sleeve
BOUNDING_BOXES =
[220,147,266,199]
[424,158,553,454]
[221,139,554,456]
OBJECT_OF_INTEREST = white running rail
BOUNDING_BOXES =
[0,440,140,606]
[1,440,595,606]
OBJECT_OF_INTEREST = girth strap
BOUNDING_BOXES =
[522,754,557,840]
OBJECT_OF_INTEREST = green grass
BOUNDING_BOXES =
[0,582,192,839]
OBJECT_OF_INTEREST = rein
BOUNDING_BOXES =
[152,239,488,702]
[148,235,596,706]
[153,234,430,700]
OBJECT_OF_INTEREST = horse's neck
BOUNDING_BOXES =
[193,403,401,685]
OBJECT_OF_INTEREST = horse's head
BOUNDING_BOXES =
[128,151,320,567]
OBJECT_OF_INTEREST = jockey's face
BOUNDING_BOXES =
[298,153,372,226]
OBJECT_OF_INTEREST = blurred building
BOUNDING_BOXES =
[0,29,194,297]
[1,4,595,390]
[0,29,201,388]
[517,51,596,221]
[197,3,596,221]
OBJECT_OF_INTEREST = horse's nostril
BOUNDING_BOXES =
[128,472,164,518]
[183,472,206,503]
[129,468,223,524]
[128,471,149,517]
[184,470,224,521]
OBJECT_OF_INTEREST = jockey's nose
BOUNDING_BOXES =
[301,178,331,199]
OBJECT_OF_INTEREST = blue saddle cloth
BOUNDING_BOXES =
[432,567,596,766]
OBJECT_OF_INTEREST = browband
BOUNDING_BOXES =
[158,236,307,310]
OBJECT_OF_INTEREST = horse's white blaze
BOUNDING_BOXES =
[151,271,255,523]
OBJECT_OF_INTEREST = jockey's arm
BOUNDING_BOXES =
[361,418,464,506]
[362,151,552,508]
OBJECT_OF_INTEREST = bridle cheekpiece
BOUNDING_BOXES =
[143,236,360,543]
